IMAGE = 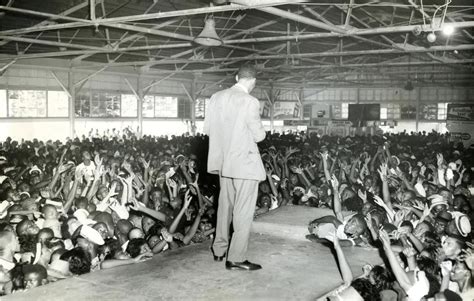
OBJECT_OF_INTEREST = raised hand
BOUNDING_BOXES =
[74,166,84,181]
[140,158,150,170]
[357,189,367,202]
[284,146,299,159]
[94,154,102,166]
[183,190,192,209]
[280,178,288,189]
[166,178,177,190]
[378,162,388,181]
[125,174,135,186]
[372,195,385,208]
[402,247,417,258]
[330,174,339,190]
[290,165,303,175]
[59,147,68,164]
[265,163,274,176]
[364,155,371,166]
[107,182,118,198]
[420,165,426,176]
[440,260,452,278]
[436,153,444,168]
[122,161,132,174]
[94,159,104,179]
[161,228,173,243]
[459,245,474,270]
[378,229,391,247]
[320,151,329,161]
[57,163,72,174]
[129,198,144,211]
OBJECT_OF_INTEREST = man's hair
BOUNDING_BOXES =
[350,278,381,301]
[60,247,91,275]
[370,265,393,291]
[126,238,147,258]
[16,218,31,236]
[41,204,56,214]
[237,63,256,79]
[22,264,47,280]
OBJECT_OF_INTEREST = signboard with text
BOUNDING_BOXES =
[447,103,474,122]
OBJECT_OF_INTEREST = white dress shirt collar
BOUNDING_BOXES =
[234,83,249,94]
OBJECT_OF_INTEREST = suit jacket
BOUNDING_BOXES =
[204,84,266,181]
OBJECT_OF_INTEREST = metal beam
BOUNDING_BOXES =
[74,66,108,87]
[0,35,105,51]
[0,1,95,47]
[124,78,139,100]
[90,0,96,21]
[0,2,304,34]
[104,23,195,42]
[51,71,72,98]
[256,6,347,34]
[72,44,474,68]
[134,58,474,75]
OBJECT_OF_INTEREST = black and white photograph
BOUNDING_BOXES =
[0,1,473,300]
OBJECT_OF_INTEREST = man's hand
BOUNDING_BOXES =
[140,158,150,170]
[74,166,84,181]
[284,146,299,160]
[330,174,339,191]
[134,252,153,262]
[166,178,177,190]
[378,229,391,247]
[436,153,444,168]
[161,229,173,243]
[320,151,329,162]
[129,198,145,211]
[290,166,303,175]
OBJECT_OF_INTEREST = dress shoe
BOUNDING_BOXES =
[225,260,262,271]
[213,254,225,262]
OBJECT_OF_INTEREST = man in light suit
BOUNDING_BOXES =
[204,64,266,271]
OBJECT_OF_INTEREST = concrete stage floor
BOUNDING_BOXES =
[6,207,382,301]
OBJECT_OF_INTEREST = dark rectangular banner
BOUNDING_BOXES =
[447,103,474,122]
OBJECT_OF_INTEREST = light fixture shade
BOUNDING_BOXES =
[194,18,222,47]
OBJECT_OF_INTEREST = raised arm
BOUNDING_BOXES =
[330,175,344,222]
[332,233,353,285]
[168,191,192,234]
[379,229,412,293]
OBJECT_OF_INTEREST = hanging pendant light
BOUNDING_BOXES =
[194,16,223,47]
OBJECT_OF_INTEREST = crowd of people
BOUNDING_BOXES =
[0,128,472,300]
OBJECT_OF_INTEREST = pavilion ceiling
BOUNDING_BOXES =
[0,0,473,87]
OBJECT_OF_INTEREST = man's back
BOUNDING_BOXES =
[204,85,265,181]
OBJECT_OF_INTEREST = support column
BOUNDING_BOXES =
[299,86,304,120]
[415,87,420,132]
[190,75,197,136]
[68,69,75,139]
[137,74,144,137]
[269,85,275,132]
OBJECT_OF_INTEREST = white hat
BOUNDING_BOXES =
[454,214,471,237]
[3,167,15,174]
[73,209,96,225]
[29,165,42,175]
[80,225,105,245]
[428,194,448,211]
